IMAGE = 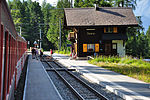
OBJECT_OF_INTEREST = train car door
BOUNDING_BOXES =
[2,31,9,100]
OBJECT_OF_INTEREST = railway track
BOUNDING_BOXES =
[42,56,108,100]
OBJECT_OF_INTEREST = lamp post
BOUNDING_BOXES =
[27,41,30,49]
[59,18,61,51]
[40,28,41,49]
[19,26,22,36]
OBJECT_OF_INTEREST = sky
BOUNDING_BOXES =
[7,0,150,33]
[134,0,150,32]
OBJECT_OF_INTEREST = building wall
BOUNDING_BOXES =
[75,27,127,57]
[77,28,102,57]
[112,40,125,57]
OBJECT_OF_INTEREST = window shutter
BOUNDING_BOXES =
[113,27,117,33]
[95,44,99,52]
[83,44,87,52]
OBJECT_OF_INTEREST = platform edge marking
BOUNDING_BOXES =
[23,55,30,100]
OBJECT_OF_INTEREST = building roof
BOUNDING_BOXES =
[64,7,138,27]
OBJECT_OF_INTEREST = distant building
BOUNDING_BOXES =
[64,7,138,58]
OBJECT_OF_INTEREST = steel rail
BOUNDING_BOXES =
[42,56,108,100]
[53,61,109,100]
[42,57,84,100]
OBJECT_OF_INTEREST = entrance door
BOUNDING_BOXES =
[105,43,111,55]
[112,43,117,56]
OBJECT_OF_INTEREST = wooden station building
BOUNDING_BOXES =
[64,7,138,58]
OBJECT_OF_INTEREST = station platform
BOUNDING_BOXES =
[23,55,63,100]
[44,52,150,100]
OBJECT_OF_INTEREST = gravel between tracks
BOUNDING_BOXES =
[58,71,99,99]
[47,71,78,100]
[72,71,124,100]
[42,62,78,100]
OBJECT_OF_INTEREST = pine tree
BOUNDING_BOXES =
[126,17,149,58]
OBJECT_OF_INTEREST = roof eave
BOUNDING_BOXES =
[65,24,139,28]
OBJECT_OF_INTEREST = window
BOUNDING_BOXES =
[112,43,117,49]
[104,27,118,33]
[87,44,95,52]
[113,27,117,33]
[83,44,99,52]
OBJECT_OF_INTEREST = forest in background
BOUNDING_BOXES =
[7,0,150,58]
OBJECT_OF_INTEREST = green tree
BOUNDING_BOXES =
[41,0,52,50]
[47,0,71,50]
[74,0,84,7]
[146,26,150,42]
[126,17,149,58]
[113,0,137,9]
[26,1,44,47]
[146,26,150,58]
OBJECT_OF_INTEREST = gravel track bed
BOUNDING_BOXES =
[42,62,78,100]
[58,71,100,100]
[49,61,63,68]
[42,62,51,69]
[72,71,124,100]
[42,59,124,100]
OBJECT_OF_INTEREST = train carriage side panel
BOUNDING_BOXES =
[1,1,28,100]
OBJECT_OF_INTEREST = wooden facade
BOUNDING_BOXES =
[69,26,127,57]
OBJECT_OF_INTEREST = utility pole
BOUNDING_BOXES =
[70,0,73,8]
[59,18,61,51]
[39,23,49,50]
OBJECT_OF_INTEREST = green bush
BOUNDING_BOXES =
[89,55,150,68]
[92,56,121,63]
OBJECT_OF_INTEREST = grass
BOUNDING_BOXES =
[55,50,71,55]
[88,56,150,83]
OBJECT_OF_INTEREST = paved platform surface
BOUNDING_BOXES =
[45,52,150,100]
[23,55,63,100]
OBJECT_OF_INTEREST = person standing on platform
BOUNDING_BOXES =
[35,48,39,60]
[40,49,43,60]
[50,49,53,57]
[32,48,36,59]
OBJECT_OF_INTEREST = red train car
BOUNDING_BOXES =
[0,0,27,100]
